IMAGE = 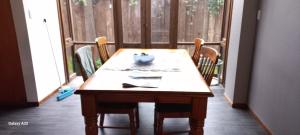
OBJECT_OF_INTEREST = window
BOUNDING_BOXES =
[122,0,141,43]
[178,0,224,43]
[60,0,227,84]
[68,0,224,45]
[70,0,115,42]
[151,0,170,43]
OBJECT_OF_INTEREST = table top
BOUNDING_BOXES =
[75,49,213,96]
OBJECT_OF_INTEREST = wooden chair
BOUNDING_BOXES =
[75,46,139,135]
[95,36,110,64]
[191,38,205,66]
[154,46,219,135]
[75,45,96,81]
[198,46,220,85]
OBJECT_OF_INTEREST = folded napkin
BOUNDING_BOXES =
[128,71,162,79]
[123,71,162,88]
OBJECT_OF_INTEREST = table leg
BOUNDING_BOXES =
[80,95,98,135]
[84,115,98,135]
[190,97,208,135]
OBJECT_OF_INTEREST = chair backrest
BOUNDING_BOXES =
[75,46,96,81]
[198,46,219,85]
[95,36,110,64]
[191,38,205,66]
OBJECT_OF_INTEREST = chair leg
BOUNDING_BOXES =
[154,111,158,134]
[189,118,192,135]
[129,111,136,135]
[157,115,164,135]
[135,107,140,129]
[99,113,105,127]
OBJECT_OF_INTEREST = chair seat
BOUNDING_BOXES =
[155,103,191,112]
[98,102,138,109]
[97,102,139,134]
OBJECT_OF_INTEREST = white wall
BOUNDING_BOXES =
[11,0,65,102]
[249,0,300,134]
[10,0,38,102]
[224,0,244,101]
[224,0,258,105]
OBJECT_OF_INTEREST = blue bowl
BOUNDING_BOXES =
[133,53,155,65]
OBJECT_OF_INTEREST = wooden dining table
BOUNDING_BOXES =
[75,48,213,135]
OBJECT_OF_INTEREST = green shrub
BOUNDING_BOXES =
[208,0,224,16]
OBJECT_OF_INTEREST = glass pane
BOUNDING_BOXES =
[66,47,74,75]
[151,0,170,43]
[93,0,115,42]
[122,0,141,43]
[178,0,224,42]
[70,0,115,42]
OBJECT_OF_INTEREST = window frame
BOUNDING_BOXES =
[58,0,231,85]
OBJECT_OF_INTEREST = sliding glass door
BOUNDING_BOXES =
[58,0,228,84]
